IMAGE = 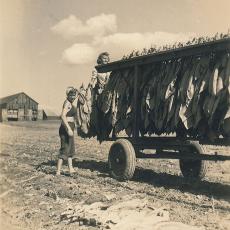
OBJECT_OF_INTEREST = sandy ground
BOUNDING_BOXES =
[0,121,229,230]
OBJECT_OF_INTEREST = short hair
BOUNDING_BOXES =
[66,86,77,96]
[97,52,110,65]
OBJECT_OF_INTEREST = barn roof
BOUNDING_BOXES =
[0,92,38,105]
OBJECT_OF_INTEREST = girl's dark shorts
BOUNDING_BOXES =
[58,122,77,160]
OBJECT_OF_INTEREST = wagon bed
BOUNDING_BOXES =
[95,38,230,181]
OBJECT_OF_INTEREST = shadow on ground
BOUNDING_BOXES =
[37,159,230,202]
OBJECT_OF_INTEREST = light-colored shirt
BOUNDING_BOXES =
[90,68,110,88]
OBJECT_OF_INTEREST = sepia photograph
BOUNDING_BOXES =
[0,0,230,229]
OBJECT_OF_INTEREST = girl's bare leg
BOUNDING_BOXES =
[56,158,63,175]
[68,157,75,174]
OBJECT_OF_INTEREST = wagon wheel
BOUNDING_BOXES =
[108,139,136,181]
[179,142,207,180]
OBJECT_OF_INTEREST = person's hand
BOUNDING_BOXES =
[67,128,74,137]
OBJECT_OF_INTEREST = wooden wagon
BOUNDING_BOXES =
[95,38,230,181]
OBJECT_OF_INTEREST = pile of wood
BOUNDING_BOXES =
[77,37,230,142]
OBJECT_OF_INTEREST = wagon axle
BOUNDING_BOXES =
[108,137,230,181]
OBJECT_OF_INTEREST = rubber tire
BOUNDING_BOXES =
[179,142,207,180]
[108,139,136,181]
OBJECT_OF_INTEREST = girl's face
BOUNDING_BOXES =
[67,93,76,103]
[101,55,109,64]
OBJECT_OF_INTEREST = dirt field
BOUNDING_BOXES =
[0,121,229,230]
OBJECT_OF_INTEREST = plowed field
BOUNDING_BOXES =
[0,121,229,229]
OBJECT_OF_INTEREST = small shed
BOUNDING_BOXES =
[37,106,60,120]
[0,92,38,122]
[43,108,60,120]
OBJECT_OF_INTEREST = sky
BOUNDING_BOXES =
[1,0,230,114]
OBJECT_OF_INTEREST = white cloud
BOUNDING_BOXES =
[53,13,196,65]
[62,31,196,65]
[86,14,117,37]
[62,43,97,65]
[51,14,117,39]
[51,15,83,39]
[95,31,196,59]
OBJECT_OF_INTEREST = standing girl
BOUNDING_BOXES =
[56,87,79,176]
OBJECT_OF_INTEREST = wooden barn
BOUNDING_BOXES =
[0,92,39,122]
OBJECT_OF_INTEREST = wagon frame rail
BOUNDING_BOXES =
[106,136,230,161]
[96,38,230,73]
